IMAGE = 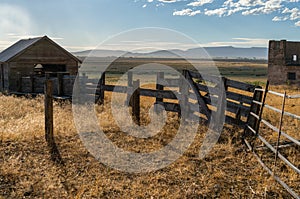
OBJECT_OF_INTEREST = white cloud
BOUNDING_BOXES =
[158,0,179,3]
[204,8,227,17]
[0,4,33,38]
[188,0,214,7]
[241,0,283,15]
[204,38,269,47]
[282,7,300,20]
[173,9,201,16]
[143,4,147,7]
[134,0,300,27]
[295,21,300,26]
[272,16,289,21]
[227,6,248,16]
[225,0,264,7]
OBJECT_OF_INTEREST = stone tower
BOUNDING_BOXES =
[268,40,300,85]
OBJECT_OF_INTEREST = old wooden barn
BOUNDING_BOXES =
[0,36,81,92]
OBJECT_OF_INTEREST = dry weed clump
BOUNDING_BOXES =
[0,92,298,198]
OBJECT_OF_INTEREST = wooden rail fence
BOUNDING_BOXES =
[79,70,260,127]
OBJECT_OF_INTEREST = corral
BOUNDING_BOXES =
[0,39,299,198]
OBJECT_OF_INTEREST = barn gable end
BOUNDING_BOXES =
[0,36,81,92]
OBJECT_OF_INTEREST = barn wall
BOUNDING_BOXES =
[3,63,9,91]
[0,63,3,91]
[12,39,79,73]
[7,38,79,92]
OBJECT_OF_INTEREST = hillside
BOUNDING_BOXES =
[73,46,268,60]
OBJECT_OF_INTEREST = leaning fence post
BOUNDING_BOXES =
[132,79,140,125]
[45,79,61,162]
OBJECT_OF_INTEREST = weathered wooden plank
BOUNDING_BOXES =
[226,91,253,105]
[193,82,252,105]
[191,95,250,118]
[186,71,211,120]
[101,85,128,93]
[194,82,219,95]
[202,95,250,117]
[188,70,221,85]
[190,111,244,126]
[226,79,257,92]
[157,78,180,87]
[156,101,181,113]
[140,88,179,100]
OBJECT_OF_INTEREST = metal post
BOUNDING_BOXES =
[274,91,286,168]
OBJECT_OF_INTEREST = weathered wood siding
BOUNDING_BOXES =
[3,63,9,91]
[7,39,78,91]
[0,63,3,91]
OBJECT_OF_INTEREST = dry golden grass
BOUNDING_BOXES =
[0,84,299,198]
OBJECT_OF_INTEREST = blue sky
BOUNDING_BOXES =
[0,0,299,52]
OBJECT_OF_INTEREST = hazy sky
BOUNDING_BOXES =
[0,0,299,52]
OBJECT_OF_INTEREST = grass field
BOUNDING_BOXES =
[81,57,268,85]
[0,59,299,198]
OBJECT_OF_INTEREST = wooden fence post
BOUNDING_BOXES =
[57,73,64,96]
[156,72,164,104]
[30,73,34,93]
[126,71,133,106]
[45,79,61,162]
[132,79,140,125]
[98,72,105,104]
[179,70,189,119]
[17,72,22,92]
[155,72,164,113]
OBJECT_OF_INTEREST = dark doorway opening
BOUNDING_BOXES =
[42,64,66,73]
[34,64,67,76]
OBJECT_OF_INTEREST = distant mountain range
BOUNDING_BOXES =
[73,46,268,60]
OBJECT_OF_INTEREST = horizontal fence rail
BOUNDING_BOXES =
[244,81,300,199]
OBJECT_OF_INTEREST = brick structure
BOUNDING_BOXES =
[268,40,300,85]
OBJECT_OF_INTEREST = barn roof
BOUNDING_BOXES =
[0,36,81,63]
